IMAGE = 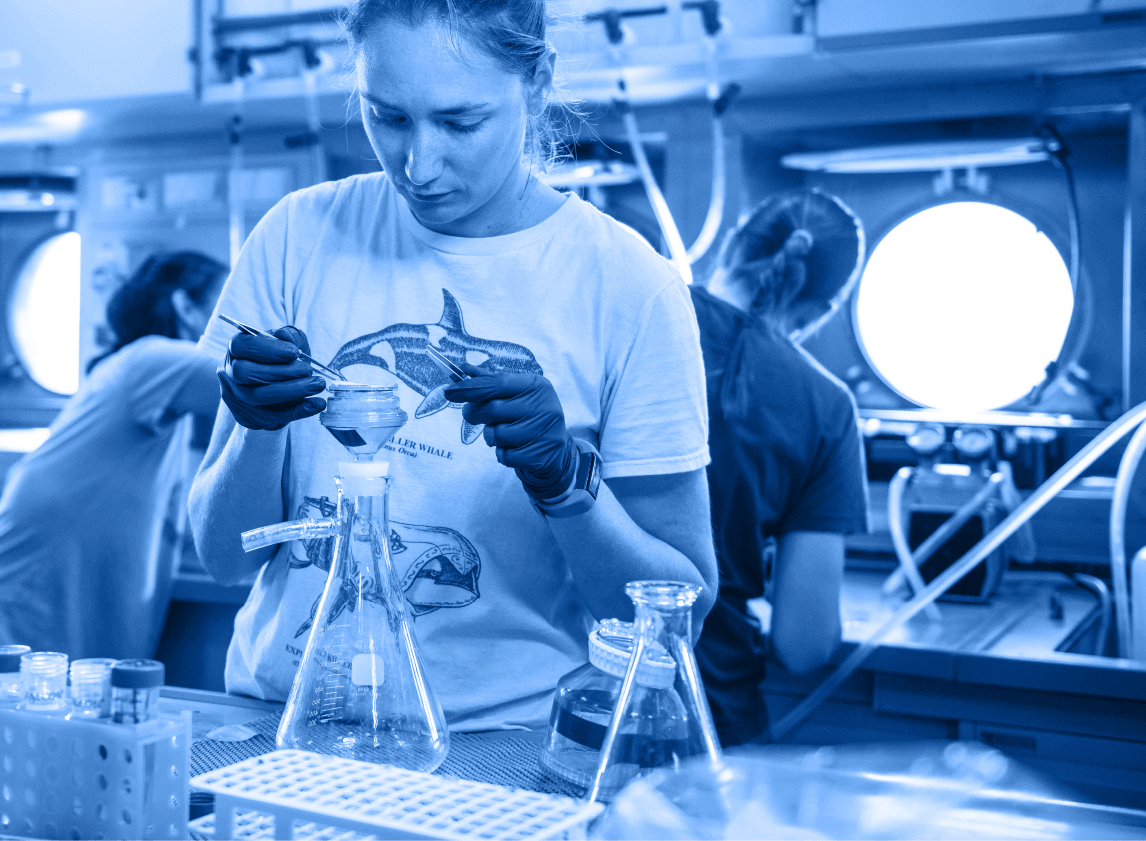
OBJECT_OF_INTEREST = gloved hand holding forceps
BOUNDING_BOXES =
[218,326,327,431]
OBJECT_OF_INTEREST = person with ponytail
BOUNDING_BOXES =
[0,251,227,660]
[690,189,870,746]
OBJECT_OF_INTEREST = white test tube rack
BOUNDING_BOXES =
[0,708,191,840]
[189,749,603,841]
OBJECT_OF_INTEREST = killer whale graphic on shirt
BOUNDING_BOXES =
[329,288,544,444]
[290,495,482,637]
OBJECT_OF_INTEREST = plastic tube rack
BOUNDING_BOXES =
[0,708,191,840]
[190,750,603,840]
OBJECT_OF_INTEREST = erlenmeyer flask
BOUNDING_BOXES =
[586,581,723,802]
[276,461,449,772]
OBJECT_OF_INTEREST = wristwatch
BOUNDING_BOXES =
[531,444,601,519]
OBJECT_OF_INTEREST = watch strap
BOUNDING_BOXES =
[532,447,601,519]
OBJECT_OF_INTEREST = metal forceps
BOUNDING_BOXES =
[218,314,348,382]
[425,344,469,383]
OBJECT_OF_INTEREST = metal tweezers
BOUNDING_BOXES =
[425,344,469,383]
[218,314,348,381]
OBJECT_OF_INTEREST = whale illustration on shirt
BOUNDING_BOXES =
[329,288,543,444]
[290,495,482,636]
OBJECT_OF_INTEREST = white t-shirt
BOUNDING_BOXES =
[199,173,709,730]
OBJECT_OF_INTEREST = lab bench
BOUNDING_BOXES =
[759,569,1146,809]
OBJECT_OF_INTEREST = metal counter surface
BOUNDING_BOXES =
[758,570,1146,808]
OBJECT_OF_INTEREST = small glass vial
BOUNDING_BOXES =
[0,645,30,709]
[20,651,69,712]
[111,659,164,724]
[68,658,117,718]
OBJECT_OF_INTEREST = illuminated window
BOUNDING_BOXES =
[854,202,1073,411]
[10,231,81,395]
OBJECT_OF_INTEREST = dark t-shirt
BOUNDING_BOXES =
[689,287,868,745]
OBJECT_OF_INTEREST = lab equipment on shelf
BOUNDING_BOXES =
[0,645,29,709]
[111,659,164,724]
[585,581,723,803]
[68,658,116,719]
[241,384,449,772]
[540,619,685,797]
[20,651,68,712]
[190,749,602,841]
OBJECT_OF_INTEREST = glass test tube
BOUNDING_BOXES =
[0,645,30,709]
[21,651,69,711]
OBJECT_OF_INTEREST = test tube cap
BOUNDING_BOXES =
[111,658,165,689]
[0,644,30,673]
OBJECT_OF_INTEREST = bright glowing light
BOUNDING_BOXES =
[10,231,81,395]
[855,202,1073,411]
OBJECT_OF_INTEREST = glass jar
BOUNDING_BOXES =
[0,645,30,709]
[539,620,685,796]
[68,658,117,718]
[111,659,164,724]
[20,651,68,712]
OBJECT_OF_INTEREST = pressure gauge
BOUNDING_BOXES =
[906,423,946,456]
[953,425,994,460]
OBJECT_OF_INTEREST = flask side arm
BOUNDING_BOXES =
[240,518,338,552]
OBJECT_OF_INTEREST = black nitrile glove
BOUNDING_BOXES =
[444,364,577,502]
[218,326,327,431]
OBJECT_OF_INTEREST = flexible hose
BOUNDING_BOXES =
[886,468,942,621]
[770,400,1146,742]
[302,69,327,184]
[1072,573,1112,657]
[228,77,246,269]
[1110,418,1146,657]
[685,113,726,264]
[621,107,693,285]
[241,518,338,553]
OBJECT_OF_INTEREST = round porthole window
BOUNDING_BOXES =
[854,202,1074,411]
[10,231,81,395]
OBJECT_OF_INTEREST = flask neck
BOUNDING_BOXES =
[633,602,693,646]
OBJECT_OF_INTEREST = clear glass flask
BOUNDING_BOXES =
[276,464,448,771]
[242,384,448,772]
[540,620,685,796]
[585,581,723,803]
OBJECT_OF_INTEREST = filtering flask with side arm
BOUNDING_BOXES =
[240,382,449,772]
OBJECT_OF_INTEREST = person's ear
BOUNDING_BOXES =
[170,288,202,335]
[526,50,557,115]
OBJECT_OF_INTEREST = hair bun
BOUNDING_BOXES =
[783,228,814,258]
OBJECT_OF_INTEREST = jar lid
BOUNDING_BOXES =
[589,624,677,690]
[0,644,30,673]
[111,659,165,689]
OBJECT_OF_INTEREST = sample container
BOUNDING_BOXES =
[20,651,68,712]
[111,659,164,724]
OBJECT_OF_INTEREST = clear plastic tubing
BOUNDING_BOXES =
[242,517,337,553]
[771,399,1146,742]
[0,644,30,708]
[111,659,164,724]
[69,658,117,718]
[1108,418,1146,658]
[20,651,68,711]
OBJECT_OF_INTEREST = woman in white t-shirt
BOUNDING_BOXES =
[190,0,717,730]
